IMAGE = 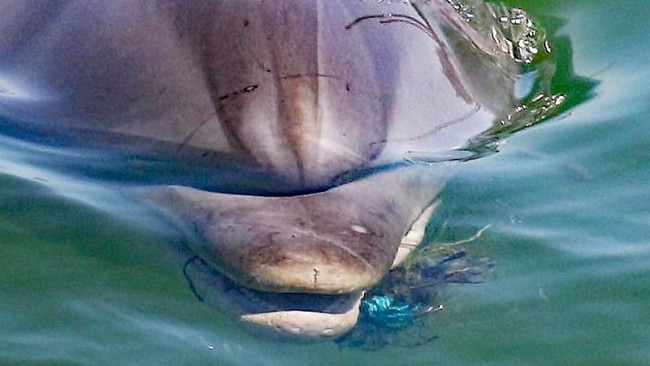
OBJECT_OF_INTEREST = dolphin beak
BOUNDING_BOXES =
[184,255,365,338]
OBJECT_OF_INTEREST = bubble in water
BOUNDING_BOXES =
[437,0,547,64]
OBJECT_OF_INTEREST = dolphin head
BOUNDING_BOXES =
[0,0,520,338]
[136,0,517,311]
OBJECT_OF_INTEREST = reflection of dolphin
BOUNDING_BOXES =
[0,0,519,337]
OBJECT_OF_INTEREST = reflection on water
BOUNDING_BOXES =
[1,0,650,365]
[0,75,38,100]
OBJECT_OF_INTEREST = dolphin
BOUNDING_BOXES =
[0,0,520,337]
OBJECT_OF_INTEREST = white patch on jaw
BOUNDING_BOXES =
[350,225,369,234]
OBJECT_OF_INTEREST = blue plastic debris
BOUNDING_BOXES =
[361,295,422,329]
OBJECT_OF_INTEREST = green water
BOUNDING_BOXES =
[2,0,650,365]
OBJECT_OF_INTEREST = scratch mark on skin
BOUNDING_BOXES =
[217,84,259,102]
[313,268,319,285]
[255,62,341,83]
[175,84,260,154]
[278,73,338,81]
[345,14,430,33]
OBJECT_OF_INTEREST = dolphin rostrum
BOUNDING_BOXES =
[0,0,521,337]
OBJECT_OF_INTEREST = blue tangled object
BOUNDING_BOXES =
[336,250,491,349]
[361,295,422,329]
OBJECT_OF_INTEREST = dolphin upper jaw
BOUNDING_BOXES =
[231,230,385,294]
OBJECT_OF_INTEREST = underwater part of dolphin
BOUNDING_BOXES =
[0,0,521,337]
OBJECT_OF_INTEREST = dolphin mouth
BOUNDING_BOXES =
[184,254,365,338]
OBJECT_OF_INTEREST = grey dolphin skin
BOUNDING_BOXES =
[0,0,519,338]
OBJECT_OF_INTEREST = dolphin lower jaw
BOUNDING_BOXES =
[238,292,365,338]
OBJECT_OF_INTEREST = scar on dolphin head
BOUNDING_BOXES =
[344,13,433,33]
[347,12,478,151]
[345,13,447,55]
[176,83,261,154]
[217,84,260,102]
[346,12,473,103]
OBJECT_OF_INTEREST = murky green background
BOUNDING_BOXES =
[2,0,650,365]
